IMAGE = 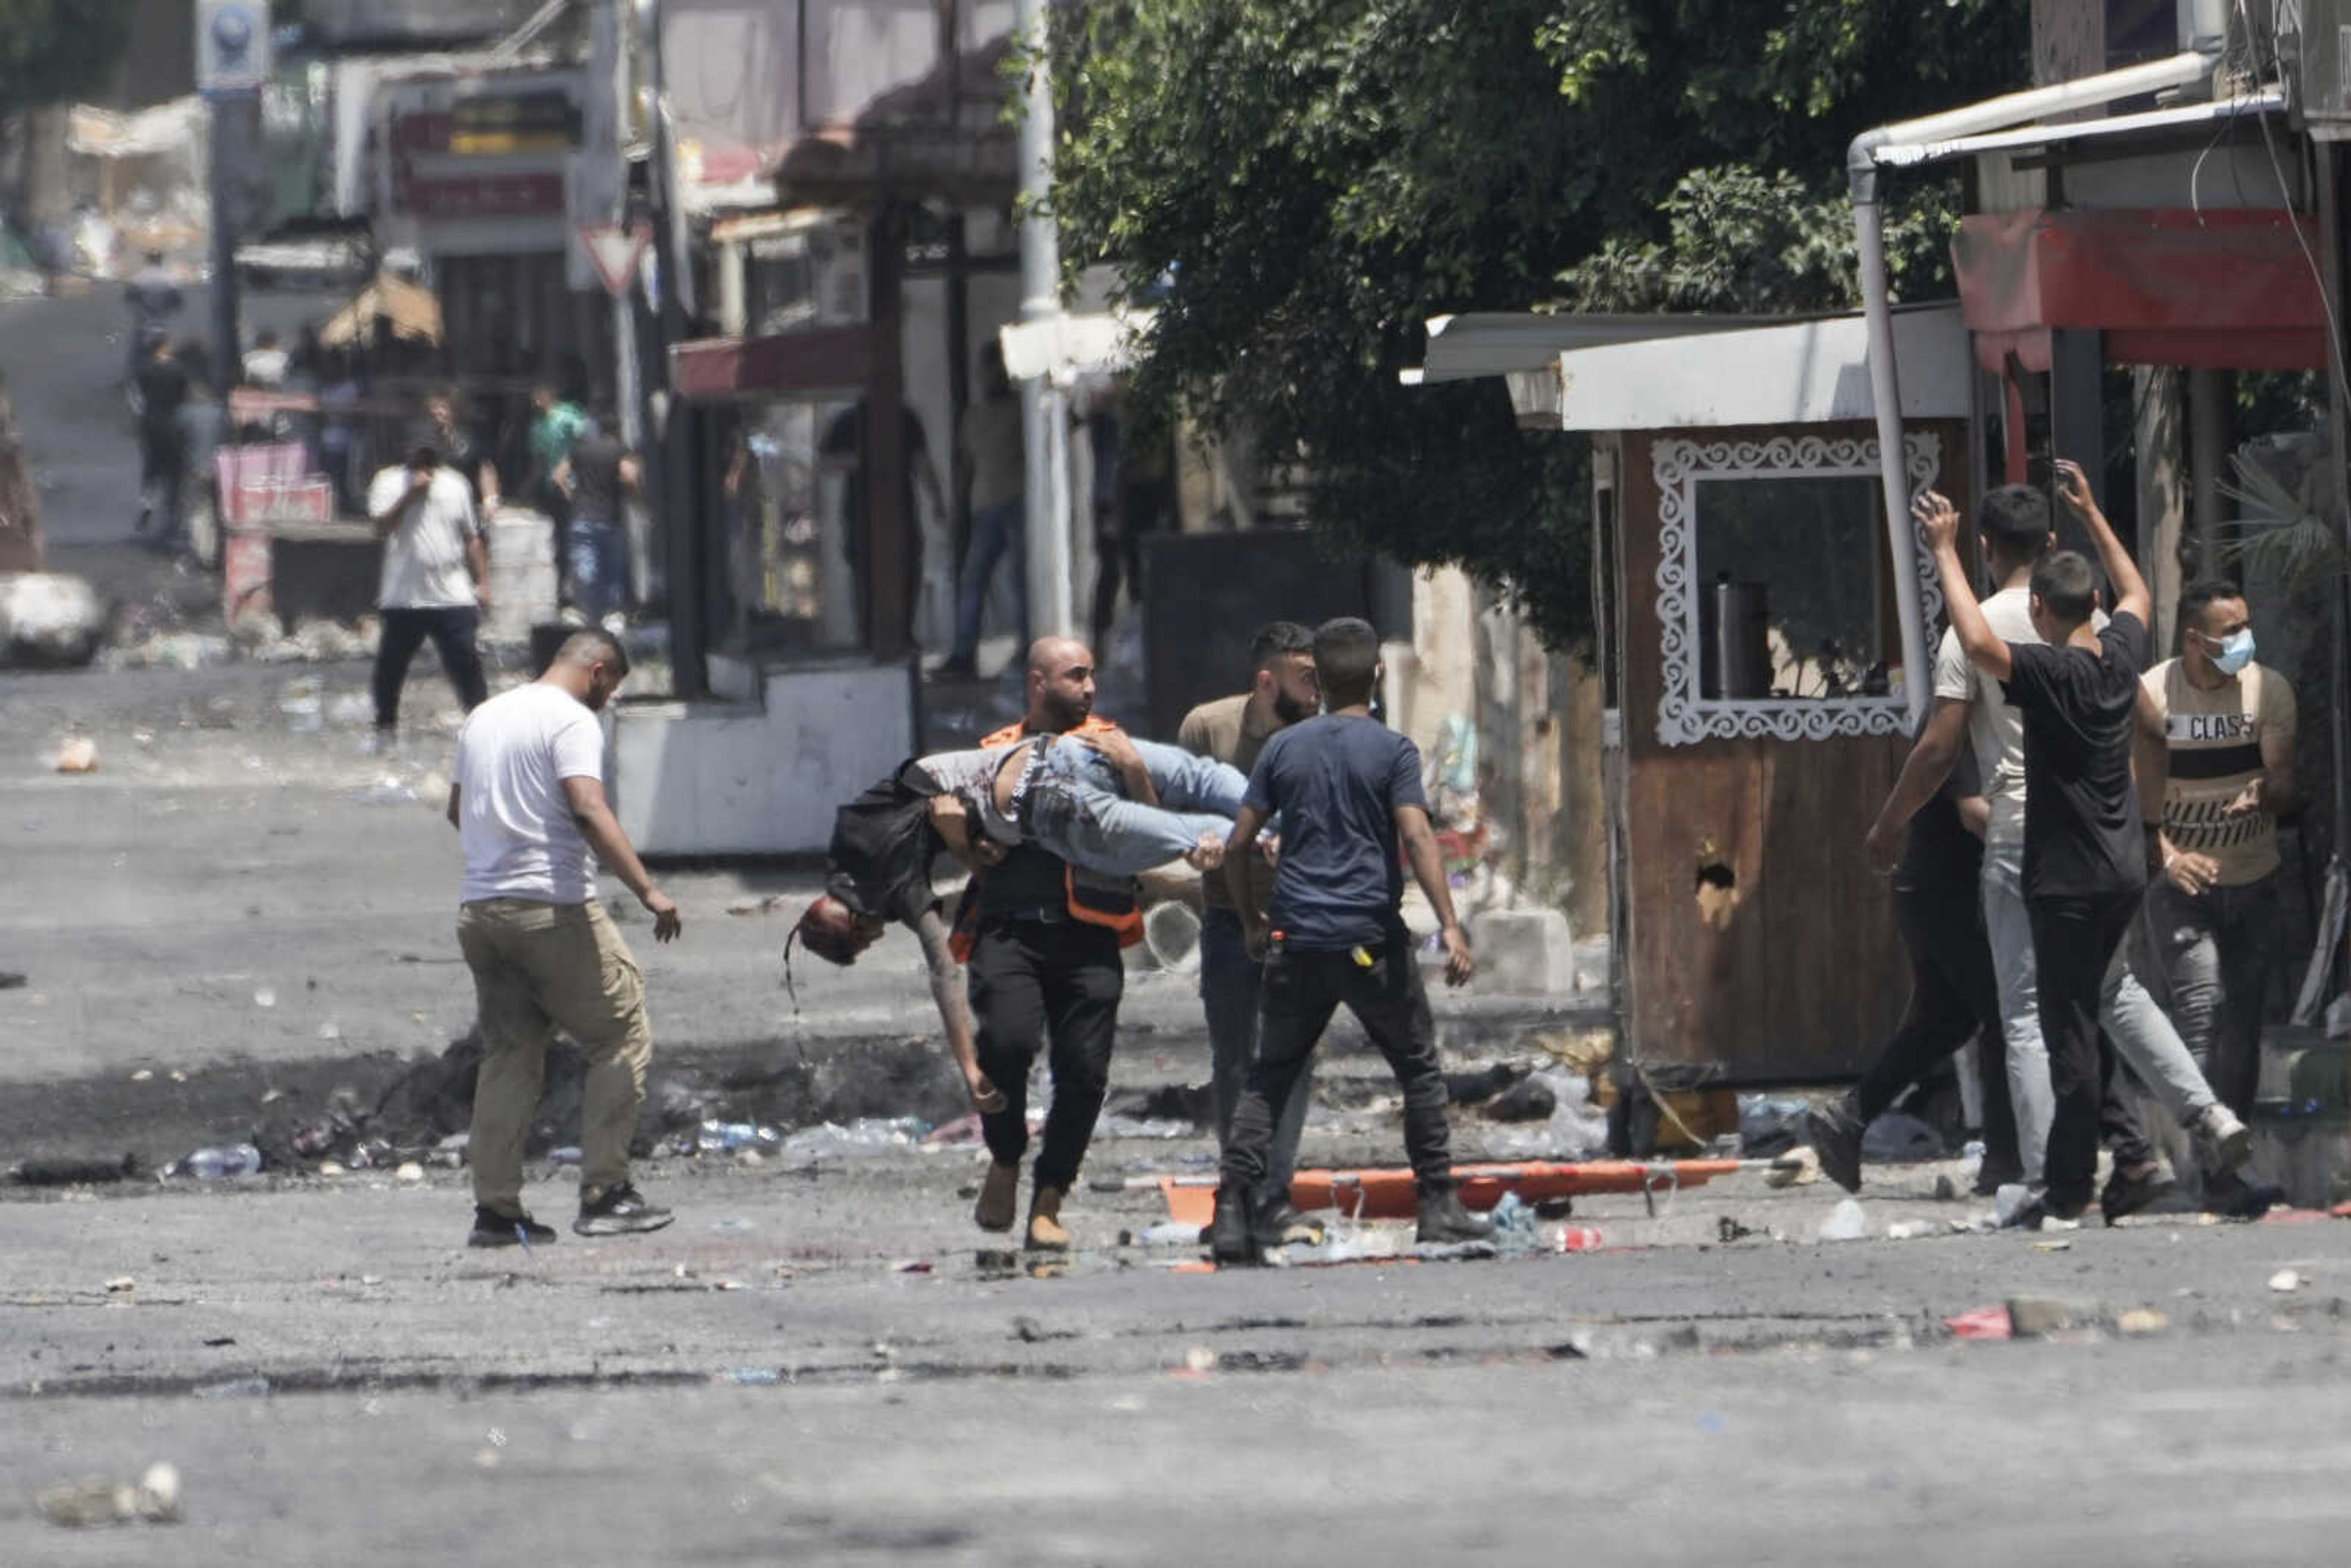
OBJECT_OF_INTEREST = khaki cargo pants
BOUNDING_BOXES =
[457,898,653,1215]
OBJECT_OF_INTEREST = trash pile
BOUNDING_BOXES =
[124,1031,978,1185]
[105,613,380,672]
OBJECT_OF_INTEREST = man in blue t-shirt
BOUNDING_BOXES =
[1208,617,1490,1262]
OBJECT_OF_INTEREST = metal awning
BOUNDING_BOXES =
[1409,305,1970,432]
[1404,312,1780,385]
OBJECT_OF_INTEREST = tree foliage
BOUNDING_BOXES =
[1048,0,2028,649]
[0,0,138,124]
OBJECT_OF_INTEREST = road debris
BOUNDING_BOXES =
[173,1143,261,1180]
[2115,1308,2169,1336]
[54,736,97,773]
[104,1276,135,1293]
[1816,1198,1867,1242]
[1766,1146,1821,1188]
[9,1153,141,1186]
[2005,1296,2105,1340]
[1946,1305,2012,1340]
[35,1462,181,1528]
[2269,1269,2305,1292]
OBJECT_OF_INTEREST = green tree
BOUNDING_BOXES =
[0,0,138,124]
[1048,1,2028,649]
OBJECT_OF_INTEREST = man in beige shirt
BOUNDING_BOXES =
[2138,579,2298,1123]
[1177,621,1320,1242]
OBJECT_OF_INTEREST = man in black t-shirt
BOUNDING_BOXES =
[1923,461,2243,1220]
[1817,719,2014,1193]
[558,420,639,624]
[1209,618,1491,1264]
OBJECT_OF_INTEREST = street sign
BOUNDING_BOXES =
[196,1,272,98]
[576,222,653,298]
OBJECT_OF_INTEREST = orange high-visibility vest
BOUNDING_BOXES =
[956,714,1145,953]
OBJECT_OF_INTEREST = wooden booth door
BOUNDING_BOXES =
[1606,421,1973,1088]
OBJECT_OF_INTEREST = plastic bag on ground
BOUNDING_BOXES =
[777,1117,928,1168]
[1486,1071,1607,1161]
[1861,1111,1946,1163]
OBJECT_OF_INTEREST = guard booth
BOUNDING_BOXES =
[1418,305,1977,1136]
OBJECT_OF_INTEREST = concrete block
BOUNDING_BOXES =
[1469,907,1575,994]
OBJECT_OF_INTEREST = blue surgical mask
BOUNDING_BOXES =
[2205,628,2256,675]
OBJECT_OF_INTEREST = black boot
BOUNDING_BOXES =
[1207,1184,1260,1266]
[1415,1181,1494,1245]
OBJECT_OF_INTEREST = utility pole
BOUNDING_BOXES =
[638,0,707,697]
[1014,0,1072,642]
[195,2,272,396]
[206,100,241,397]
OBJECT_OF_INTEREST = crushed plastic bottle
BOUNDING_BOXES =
[1816,1197,1868,1242]
[1488,1190,1542,1255]
[1993,1182,2035,1228]
[176,1143,263,1180]
[695,1120,782,1155]
[777,1118,928,1169]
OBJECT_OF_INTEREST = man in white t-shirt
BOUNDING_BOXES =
[369,440,491,745]
[448,630,682,1247]
[1865,478,2245,1221]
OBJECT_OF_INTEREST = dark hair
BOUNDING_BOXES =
[2029,550,2098,629]
[2177,577,2246,636]
[790,896,865,967]
[1248,620,1314,672]
[557,628,630,679]
[1311,617,1381,703]
[1977,485,2053,562]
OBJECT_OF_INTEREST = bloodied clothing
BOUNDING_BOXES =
[2142,658,2296,888]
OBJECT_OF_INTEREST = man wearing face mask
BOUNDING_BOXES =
[448,630,683,1248]
[2137,580,2299,1125]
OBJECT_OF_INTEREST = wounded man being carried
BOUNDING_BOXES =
[788,730,1255,1111]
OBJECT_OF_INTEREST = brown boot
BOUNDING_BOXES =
[974,1161,1019,1232]
[1026,1185,1071,1251]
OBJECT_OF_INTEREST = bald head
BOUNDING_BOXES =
[1024,636,1097,732]
[541,629,629,711]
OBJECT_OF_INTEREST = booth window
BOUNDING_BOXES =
[1652,434,1938,746]
[1691,476,1896,702]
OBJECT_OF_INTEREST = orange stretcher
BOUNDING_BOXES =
[1156,1160,1743,1226]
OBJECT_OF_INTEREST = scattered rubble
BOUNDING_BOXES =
[35,1463,181,1528]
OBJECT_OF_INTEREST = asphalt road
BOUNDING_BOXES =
[9,283,2351,1566]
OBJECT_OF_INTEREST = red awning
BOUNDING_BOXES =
[1951,208,2327,372]
[670,324,871,402]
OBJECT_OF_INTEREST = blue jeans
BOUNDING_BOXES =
[1982,839,2219,1187]
[1201,909,1311,1208]
[952,498,1027,662]
[1021,738,1250,877]
[569,518,628,620]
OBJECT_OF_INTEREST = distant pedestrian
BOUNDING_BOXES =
[449,629,680,1247]
[242,328,289,389]
[556,416,639,625]
[424,389,500,510]
[527,381,591,599]
[1178,620,1324,1243]
[938,344,1026,679]
[133,336,190,537]
[124,250,182,387]
[367,440,491,745]
[1210,617,1491,1263]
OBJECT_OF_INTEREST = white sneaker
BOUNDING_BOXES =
[2191,1103,2252,1174]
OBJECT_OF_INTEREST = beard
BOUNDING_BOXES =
[1272,689,1316,726]
[1037,689,1090,731]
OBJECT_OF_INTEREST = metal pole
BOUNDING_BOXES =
[1851,197,1931,724]
[640,0,706,697]
[206,96,243,398]
[1014,0,1071,642]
